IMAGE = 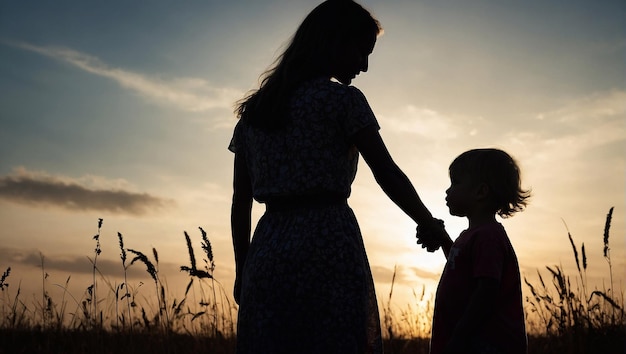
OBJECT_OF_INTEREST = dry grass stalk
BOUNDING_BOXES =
[524,207,625,353]
[603,207,614,300]
[116,232,133,331]
[180,228,232,337]
[0,267,10,291]
[0,211,622,353]
[126,248,169,331]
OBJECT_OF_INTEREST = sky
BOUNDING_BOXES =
[1,0,624,319]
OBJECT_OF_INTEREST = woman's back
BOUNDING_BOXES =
[230,77,379,202]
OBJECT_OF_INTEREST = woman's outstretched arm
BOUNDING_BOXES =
[352,125,434,226]
[231,152,253,304]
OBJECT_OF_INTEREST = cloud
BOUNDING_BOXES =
[371,264,440,285]
[0,247,176,280]
[379,105,465,140]
[0,167,173,215]
[408,266,441,282]
[382,90,625,155]
[538,90,626,123]
[5,40,243,113]
[506,90,626,159]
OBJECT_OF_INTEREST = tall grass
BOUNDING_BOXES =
[381,207,625,354]
[523,207,624,353]
[87,218,103,329]
[115,231,132,332]
[180,227,236,338]
[0,219,237,353]
[382,265,433,354]
[0,209,624,353]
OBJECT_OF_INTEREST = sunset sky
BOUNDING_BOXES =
[1,0,624,314]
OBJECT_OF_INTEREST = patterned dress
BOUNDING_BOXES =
[229,77,383,354]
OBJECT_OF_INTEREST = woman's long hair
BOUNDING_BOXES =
[235,0,381,129]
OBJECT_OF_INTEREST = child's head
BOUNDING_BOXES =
[448,148,530,218]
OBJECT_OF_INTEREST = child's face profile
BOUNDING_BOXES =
[445,170,476,217]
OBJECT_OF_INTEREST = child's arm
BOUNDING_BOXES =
[440,236,454,259]
[443,277,499,354]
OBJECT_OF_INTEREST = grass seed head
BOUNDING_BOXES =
[603,207,614,258]
[128,249,157,282]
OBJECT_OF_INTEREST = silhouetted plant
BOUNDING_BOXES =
[0,267,10,291]
[127,248,165,330]
[180,227,234,338]
[115,231,133,331]
[85,218,104,328]
[524,207,624,353]
[0,211,623,353]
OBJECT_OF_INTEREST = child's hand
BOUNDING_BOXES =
[416,218,446,252]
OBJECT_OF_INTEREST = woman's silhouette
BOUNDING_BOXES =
[229,1,444,353]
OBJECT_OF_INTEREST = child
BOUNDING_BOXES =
[429,148,530,354]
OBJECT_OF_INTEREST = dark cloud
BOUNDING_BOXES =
[0,247,177,280]
[0,174,172,215]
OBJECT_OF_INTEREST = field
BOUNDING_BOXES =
[1,209,624,353]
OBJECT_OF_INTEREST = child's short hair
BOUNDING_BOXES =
[449,148,531,218]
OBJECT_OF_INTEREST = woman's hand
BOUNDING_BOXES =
[416,218,447,252]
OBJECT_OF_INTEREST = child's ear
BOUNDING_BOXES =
[476,183,490,200]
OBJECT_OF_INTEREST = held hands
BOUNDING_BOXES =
[416,218,448,252]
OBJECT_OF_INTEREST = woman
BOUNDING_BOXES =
[229,1,443,353]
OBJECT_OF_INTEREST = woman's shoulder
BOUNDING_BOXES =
[292,78,372,121]
[300,77,365,97]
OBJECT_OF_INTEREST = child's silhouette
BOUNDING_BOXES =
[429,148,530,354]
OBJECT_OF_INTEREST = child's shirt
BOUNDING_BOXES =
[430,222,527,354]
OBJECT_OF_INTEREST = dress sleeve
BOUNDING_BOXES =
[339,86,380,138]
